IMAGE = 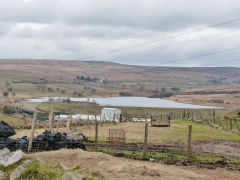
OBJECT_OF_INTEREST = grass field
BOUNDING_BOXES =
[0,113,30,129]
[11,119,240,143]
[72,120,240,143]
[37,102,236,116]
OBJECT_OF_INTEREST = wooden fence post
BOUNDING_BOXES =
[219,118,222,127]
[213,109,216,121]
[67,114,72,131]
[233,118,240,134]
[120,114,123,122]
[186,125,192,158]
[28,112,37,152]
[142,122,149,159]
[48,109,53,132]
[168,115,171,126]
[95,119,99,151]
[230,118,233,130]
[57,115,60,132]
[151,115,153,125]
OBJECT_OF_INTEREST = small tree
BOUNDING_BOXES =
[47,87,54,92]
[60,89,66,94]
[161,87,166,92]
[3,91,9,97]
[80,75,85,80]
[73,91,77,96]
[103,79,108,84]
[5,81,11,87]
[3,106,12,114]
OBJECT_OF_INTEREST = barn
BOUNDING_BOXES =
[101,108,122,122]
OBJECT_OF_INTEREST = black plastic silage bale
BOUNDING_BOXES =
[0,121,16,138]
[0,127,86,152]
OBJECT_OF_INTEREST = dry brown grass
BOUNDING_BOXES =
[32,149,240,180]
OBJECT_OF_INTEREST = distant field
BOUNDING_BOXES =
[37,102,236,116]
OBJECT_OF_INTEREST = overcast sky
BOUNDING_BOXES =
[1,0,240,67]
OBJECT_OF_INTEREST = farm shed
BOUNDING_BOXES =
[101,108,122,122]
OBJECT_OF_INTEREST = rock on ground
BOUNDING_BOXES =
[0,148,10,157]
[60,163,69,170]
[62,172,84,180]
[10,165,25,180]
[0,170,4,179]
[0,149,25,167]
[10,160,31,180]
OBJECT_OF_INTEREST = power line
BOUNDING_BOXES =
[76,17,240,60]
[158,47,240,65]
[101,28,240,62]
[107,46,240,66]
[205,57,240,66]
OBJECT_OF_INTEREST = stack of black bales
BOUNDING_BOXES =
[31,130,86,151]
[0,121,16,138]
[0,121,86,152]
[0,121,17,150]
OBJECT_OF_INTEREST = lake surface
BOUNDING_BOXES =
[28,96,220,109]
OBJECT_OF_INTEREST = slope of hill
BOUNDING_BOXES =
[0,59,239,84]
[0,59,240,107]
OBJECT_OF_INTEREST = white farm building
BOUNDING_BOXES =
[101,108,121,122]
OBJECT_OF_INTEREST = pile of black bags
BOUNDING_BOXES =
[0,121,86,152]
[0,121,16,138]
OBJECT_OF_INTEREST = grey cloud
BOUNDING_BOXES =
[0,0,240,67]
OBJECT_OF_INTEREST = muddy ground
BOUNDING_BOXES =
[193,140,240,158]
[32,149,240,180]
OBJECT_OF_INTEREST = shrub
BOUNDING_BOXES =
[3,91,9,97]
[171,87,180,91]
[119,92,133,96]
[3,106,13,114]
[8,88,13,92]
[60,89,66,94]
[211,99,224,103]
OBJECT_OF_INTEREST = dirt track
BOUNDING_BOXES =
[32,149,240,180]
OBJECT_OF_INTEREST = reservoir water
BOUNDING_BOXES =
[28,96,220,109]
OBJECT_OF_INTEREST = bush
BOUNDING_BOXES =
[150,91,174,98]
[119,92,133,96]
[63,98,71,103]
[8,88,13,92]
[3,91,9,97]
[171,87,180,91]
[3,106,13,114]
[211,99,224,103]
[60,90,66,94]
